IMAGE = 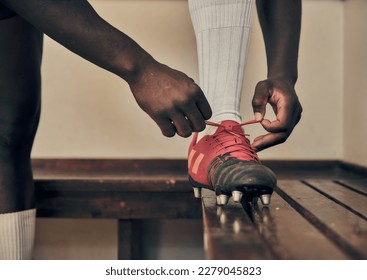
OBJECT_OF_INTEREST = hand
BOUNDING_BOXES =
[251,79,302,152]
[129,60,212,137]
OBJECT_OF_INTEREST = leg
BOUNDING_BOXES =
[0,14,43,259]
[118,220,142,260]
[188,0,276,206]
[189,0,254,125]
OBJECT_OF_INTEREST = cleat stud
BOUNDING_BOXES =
[193,187,201,198]
[216,196,223,206]
[260,194,271,206]
[219,194,229,205]
[232,191,243,203]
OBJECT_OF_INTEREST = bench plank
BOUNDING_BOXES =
[32,159,188,179]
[33,160,201,219]
[249,192,349,259]
[36,191,201,219]
[201,189,273,260]
[35,178,193,192]
[277,180,367,259]
[305,179,367,218]
[336,179,367,196]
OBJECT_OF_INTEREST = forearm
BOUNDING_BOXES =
[1,0,154,83]
[256,0,301,84]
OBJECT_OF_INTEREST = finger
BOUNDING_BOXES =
[261,118,288,133]
[261,97,295,133]
[262,101,302,133]
[270,102,278,116]
[252,80,271,120]
[196,97,212,120]
[185,108,206,132]
[256,105,302,150]
[191,85,211,120]
[251,132,288,152]
[155,117,176,138]
[295,104,303,125]
[171,114,192,138]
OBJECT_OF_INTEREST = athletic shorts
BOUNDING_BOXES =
[0,3,16,20]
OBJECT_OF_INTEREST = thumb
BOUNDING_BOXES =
[252,80,272,121]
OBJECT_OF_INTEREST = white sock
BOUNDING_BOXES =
[0,208,36,260]
[189,0,255,137]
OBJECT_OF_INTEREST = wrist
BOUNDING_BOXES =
[113,42,157,85]
[267,72,298,86]
[267,63,298,85]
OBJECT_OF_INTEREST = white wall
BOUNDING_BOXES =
[344,0,367,167]
[32,0,345,160]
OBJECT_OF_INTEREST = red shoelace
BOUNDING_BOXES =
[204,119,261,163]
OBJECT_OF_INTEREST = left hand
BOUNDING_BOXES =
[251,78,302,152]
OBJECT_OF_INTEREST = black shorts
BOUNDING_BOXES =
[0,3,16,20]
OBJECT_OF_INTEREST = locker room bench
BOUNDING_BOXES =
[32,159,367,260]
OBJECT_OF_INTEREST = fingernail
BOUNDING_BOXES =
[254,112,263,121]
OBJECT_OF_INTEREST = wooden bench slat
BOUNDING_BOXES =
[277,180,367,259]
[249,192,349,260]
[36,192,201,219]
[35,178,191,192]
[32,159,187,178]
[305,179,367,219]
[336,179,367,196]
[201,189,273,260]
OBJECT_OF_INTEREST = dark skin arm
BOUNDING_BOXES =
[0,0,212,137]
[252,0,302,151]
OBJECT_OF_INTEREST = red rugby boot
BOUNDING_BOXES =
[188,120,276,206]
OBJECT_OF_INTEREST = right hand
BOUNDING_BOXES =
[251,78,302,151]
[129,60,212,137]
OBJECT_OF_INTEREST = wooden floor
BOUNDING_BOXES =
[32,159,367,260]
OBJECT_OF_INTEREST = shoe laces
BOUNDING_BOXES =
[205,119,261,162]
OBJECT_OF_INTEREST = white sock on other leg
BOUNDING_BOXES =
[0,208,36,260]
[189,0,255,137]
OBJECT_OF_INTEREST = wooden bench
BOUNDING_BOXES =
[33,159,367,260]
